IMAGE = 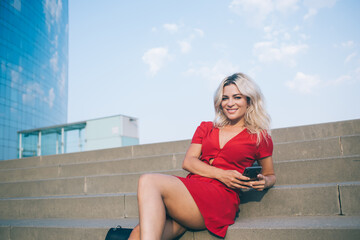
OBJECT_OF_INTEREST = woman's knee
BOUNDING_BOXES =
[137,173,166,195]
[138,173,157,188]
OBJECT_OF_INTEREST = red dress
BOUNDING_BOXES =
[177,121,273,238]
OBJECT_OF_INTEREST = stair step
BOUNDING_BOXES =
[199,215,360,240]
[0,144,359,185]
[1,182,358,220]
[124,182,360,219]
[0,153,186,182]
[271,118,360,143]
[0,140,191,169]
[275,155,360,185]
[1,155,359,198]
[0,216,359,240]
[273,135,360,162]
[1,135,358,182]
[0,170,187,198]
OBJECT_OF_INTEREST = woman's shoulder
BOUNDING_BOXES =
[194,121,215,133]
[198,121,214,129]
[199,121,214,126]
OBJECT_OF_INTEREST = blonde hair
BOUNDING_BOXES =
[213,73,271,144]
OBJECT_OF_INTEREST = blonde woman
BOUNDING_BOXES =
[128,73,276,239]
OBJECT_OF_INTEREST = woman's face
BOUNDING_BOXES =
[221,83,248,124]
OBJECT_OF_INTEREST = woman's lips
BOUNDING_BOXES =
[226,108,238,113]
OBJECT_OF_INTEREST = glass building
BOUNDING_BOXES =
[0,0,68,160]
[18,115,139,158]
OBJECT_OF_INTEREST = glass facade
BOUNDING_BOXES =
[0,0,68,160]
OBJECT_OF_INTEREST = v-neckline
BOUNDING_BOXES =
[217,127,246,150]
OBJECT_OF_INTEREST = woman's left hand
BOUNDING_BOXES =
[248,174,267,191]
[249,174,276,191]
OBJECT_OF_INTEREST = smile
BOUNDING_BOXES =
[226,109,238,113]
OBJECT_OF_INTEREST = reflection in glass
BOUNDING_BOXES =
[0,0,68,160]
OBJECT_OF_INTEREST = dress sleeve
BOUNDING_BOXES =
[191,121,212,144]
[256,132,273,159]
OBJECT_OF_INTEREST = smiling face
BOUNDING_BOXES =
[221,83,248,125]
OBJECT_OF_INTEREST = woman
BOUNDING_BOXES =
[129,73,276,239]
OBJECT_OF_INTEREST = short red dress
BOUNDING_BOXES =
[177,121,273,238]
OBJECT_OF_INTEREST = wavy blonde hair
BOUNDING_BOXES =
[213,73,271,144]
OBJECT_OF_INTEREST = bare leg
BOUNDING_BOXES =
[136,174,205,240]
[129,218,186,240]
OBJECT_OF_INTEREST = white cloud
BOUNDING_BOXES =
[342,40,355,48]
[194,28,204,37]
[50,51,59,72]
[275,0,299,13]
[293,25,301,31]
[23,82,44,105]
[299,33,310,40]
[286,72,321,94]
[178,40,191,54]
[11,66,23,87]
[253,41,308,66]
[303,0,337,20]
[163,23,179,33]
[328,67,360,86]
[58,65,67,96]
[23,82,56,108]
[345,52,357,64]
[229,0,274,26]
[304,8,317,20]
[303,0,337,9]
[329,75,352,86]
[11,0,21,11]
[44,0,63,32]
[142,47,171,75]
[186,60,239,88]
[45,88,56,108]
[52,35,59,48]
[176,28,204,54]
[229,0,299,26]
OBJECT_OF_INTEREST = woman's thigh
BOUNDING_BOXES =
[138,173,206,230]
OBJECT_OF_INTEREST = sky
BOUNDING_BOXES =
[68,0,360,144]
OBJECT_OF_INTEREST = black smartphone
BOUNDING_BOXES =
[243,166,262,180]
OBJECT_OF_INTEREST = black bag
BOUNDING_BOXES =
[105,225,133,240]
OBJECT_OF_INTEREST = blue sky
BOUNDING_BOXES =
[68,0,360,144]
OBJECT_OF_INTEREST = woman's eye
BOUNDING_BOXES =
[222,97,228,101]
[235,97,242,99]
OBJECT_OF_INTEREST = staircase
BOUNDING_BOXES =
[0,119,359,240]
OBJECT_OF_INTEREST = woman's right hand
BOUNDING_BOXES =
[216,169,252,189]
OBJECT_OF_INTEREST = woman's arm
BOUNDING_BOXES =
[182,144,252,189]
[250,156,276,191]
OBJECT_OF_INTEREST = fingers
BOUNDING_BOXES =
[223,170,252,189]
[249,174,266,191]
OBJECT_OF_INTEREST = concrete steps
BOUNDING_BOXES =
[0,119,359,239]
[1,216,359,240]
[1,181,358,220]
[0,154,186,182]
[0,135,358,184]
[0,154,359,198]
